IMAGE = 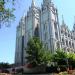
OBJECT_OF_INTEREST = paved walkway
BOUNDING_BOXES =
[0,73,12,75]
[1,70,75,75]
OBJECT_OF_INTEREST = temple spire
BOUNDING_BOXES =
[31,0,35,7]
[62,15,65,25]
[43,0,52,5]
[74,16,75,25]
[73,16,75,31]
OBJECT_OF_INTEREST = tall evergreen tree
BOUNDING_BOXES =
[26,37,52,67]
[52,49,67,65]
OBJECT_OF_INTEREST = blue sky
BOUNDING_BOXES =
[0,0,75,64]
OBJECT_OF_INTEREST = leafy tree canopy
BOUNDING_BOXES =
[67,52,75,60]
[52,48,67,65]
[26,37,52,67]
[52,49,67,61]
[0,62,11,69]
[0,0,15,28]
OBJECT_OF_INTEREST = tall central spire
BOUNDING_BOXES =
[74,16,75,25]
[73,16,75,31]
[43,0,52,4]
[32,0,35,7]
[62,15,65,25]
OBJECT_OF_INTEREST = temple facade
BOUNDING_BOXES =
[15,0,75,66]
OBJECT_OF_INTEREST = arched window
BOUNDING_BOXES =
[69,41,71,47]
[55,32,58,39]
[68,34,70,38]
[61,30,63,34]
[65,32,67,36]
[72,43,74,48]
[54,21,57,30]
[34,24,39,37]
[62,38,64,45]
[66,40,68,46]
[44,32,48,41]
[71,36,73,39]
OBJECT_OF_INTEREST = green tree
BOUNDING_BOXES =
[0,62,11,69]
[0,0,15,28]
[52,49,67,65]
[67,53,75,68]
[26,37,52,67]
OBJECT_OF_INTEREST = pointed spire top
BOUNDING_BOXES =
[43,0,52,5]
[74,16,75,24]
[32,0,35,7]
[62,15,65,25]
[73,16,75,31]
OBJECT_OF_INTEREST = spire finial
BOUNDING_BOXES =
[73,16,75,31]
[32,0,35,7]
[74,16,75,24]
[62,15,65,25]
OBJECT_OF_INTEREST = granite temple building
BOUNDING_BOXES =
[15,0,75,66]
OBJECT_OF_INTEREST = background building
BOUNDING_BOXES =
[15,0,75,66]
[60,16,75,53]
